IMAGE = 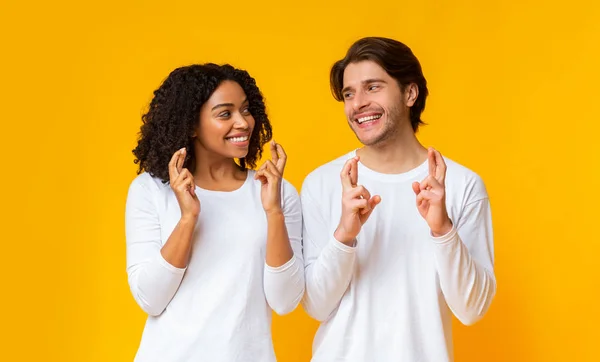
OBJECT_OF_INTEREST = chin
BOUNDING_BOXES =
[232,150,250,159]
[209,148,249,161]
[355,131,385,146]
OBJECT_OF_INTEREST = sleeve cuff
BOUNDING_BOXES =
[430,225,459,245]
[331,235,357,253]
[157,253,187,274]
[265,255,297,273]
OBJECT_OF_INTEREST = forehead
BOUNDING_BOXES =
[343,60,391,88]
[207,80,247,104]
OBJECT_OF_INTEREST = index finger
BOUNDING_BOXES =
[270,140,279,166]
[428,148,436,177]
[340,158,353,191]
[274,142,287,174]
[177,148,186,174]
[340,156,359,191]
[432,148,447,183]
[350,156,359,187]
[168,148,184,181]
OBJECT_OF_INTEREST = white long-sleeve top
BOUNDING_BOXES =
[125,170,304,362]
[301,150,496,362]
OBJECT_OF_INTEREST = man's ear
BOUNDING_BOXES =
[405,83,419,107]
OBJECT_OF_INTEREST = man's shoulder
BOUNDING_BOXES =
[301,151,355,194]
[444,157,479,178]
[444,157,488,201]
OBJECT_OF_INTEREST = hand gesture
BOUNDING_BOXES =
[412,148,453,237]
[255,141,287,215]
[334,156,381,245]
[169,148,200,220]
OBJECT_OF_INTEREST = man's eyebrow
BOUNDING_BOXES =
[341,78,388,95]
[363,78,387,85]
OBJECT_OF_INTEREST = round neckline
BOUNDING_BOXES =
[194,169,253,194]
[351,149,429,182]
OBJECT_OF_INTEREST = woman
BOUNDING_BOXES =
[125,63,304,361]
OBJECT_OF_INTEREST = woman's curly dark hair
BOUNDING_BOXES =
[132,63,272,183]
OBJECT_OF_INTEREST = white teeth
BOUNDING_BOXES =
[227,136,249,143]
[357,114,382,123]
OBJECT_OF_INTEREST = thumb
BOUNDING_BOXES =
[360,195,381,218]
[370,195,381,207]
[412,182,420,195]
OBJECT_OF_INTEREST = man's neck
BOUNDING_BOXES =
[357,130,428,174]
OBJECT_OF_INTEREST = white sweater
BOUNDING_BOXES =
[125,170,304,362]
[301,150,496,362]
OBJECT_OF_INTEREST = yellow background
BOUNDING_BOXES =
[1,0,598,361]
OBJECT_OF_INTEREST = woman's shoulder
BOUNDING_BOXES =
[281,177,299,198]
[128,172,169,195]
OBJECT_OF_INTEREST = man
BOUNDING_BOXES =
[301,37,496,362]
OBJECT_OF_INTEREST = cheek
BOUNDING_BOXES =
[344,103,353,120]
[198,120,227,143]
[376,96,395,116]
[248,116,256,130]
